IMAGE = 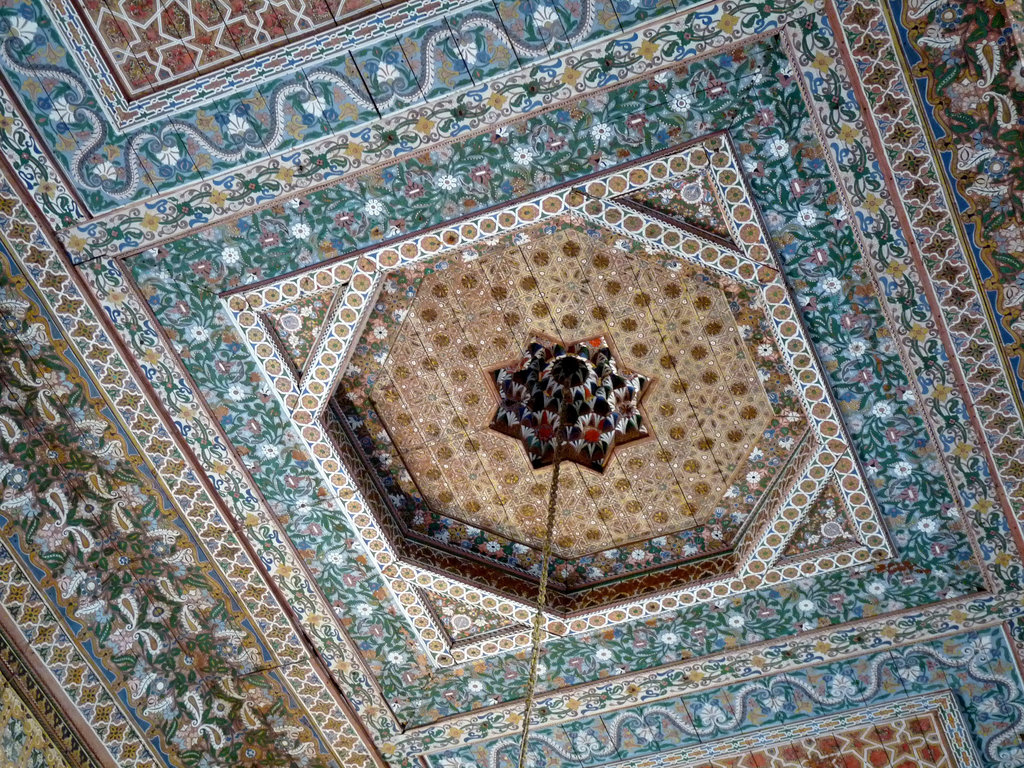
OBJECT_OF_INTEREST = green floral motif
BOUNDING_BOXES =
[0,250,347,767]
[432,628,1024,766]
[793,9,1018,585]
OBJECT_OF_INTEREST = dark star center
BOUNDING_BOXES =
[488,336,650,473]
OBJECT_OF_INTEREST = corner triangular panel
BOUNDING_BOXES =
[622,172,735,246]
[420,589,522,645]
[778,480,859,563]
[263,288,340,373]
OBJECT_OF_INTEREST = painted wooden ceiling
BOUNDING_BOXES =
[0,0,1022,766]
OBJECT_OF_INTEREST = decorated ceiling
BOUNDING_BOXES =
[0,0,1022,765]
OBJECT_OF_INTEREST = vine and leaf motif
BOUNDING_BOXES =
[434,633,1024,767]
[0,258,356,767]
[0,0,630,208]
[899,0,1024,371]
[0,0,804,217]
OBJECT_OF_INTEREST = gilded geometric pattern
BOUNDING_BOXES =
[685,717,953,768]
[77,0,385,97]
[420,589,524,644]
[263,287,338,373]
[625,173,736,245]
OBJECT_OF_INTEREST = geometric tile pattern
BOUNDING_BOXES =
[778,479,859,561]
[0,620,99,768]
[79,0,381,97]
[609,703,971,768]
[625,173,735,246]
[0,681,75,768]
[676,717,954,768]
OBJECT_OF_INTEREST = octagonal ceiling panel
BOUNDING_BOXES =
[230,137,890,664]
[340,219,793,567]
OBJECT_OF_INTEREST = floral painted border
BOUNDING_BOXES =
[0,0,691,209]
[594,692,982,768]
[0,598,117,768]
[0,546,160,768]
[35,0,817,229]
[0,175,382,763]
[428,634,1013,767]
[44,0,495,127]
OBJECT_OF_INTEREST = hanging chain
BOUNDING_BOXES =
[516,394,568,768]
